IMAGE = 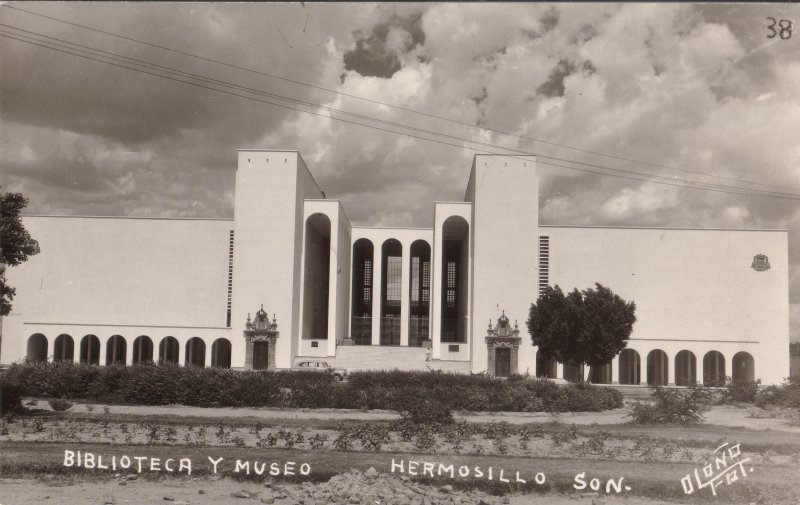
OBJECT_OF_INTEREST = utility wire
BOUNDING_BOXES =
[2,28,800,201]
[3,3,795,194]
[6,23,797,199]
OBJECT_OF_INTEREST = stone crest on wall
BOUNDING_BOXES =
[751,254,770,272]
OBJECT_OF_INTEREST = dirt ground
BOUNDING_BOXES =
[2,400,799,504]
[25,399,800,432]
[0,476,690,505]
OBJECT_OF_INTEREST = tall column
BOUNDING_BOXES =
[371,248,383,346]
[667,352,674,385]
[205,339,214,367]
[612,355,621,384]
[556,362,564,380]
[126,338,135,366]
[327,221,338,356]
[400,241,411,346]
[179,338,188,366]
[96,338,105,366]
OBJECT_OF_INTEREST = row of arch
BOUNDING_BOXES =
[349,215,470,346]
[26,334,232,368]
[536,349,756,385]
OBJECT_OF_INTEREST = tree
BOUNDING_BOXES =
[1,192,40,316]
[527,283,636,382]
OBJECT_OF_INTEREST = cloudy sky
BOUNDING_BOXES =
[2,2,800,331]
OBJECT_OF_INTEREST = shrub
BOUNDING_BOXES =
[0,363,623,413]
[724,379,759,403]
[628,385,712,424]
[392,395,453,425]
[48,399,73,411]
[0,385,23,413]
[756,377,800,409]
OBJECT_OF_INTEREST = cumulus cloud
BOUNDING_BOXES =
[2,3,800,335]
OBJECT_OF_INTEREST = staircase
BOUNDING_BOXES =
[317,345,471,373]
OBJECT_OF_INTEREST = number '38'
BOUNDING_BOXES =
[766,17,792,40]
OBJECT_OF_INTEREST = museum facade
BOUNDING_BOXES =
[0,151,790,384]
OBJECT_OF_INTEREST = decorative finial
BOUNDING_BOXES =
[247,312,251,322]
[261,304,264,310]
[273,314,277,323]
[488,318,492,329]
[514,320,518,329]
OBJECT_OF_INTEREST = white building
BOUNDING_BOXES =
[1,150,790,385]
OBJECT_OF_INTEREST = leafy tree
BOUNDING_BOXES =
[527,283,636,382]
[1,192,40,316]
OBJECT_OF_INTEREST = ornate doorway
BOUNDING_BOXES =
[495,348,511,377]
[243,305,279,370]
[485,311,521,378]
[252,341,270,370]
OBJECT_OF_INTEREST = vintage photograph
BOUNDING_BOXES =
[1,2,799,504]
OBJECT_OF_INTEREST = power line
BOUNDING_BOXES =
[2,28,800,202]
[3,3,796,194]
[7,23,798,199]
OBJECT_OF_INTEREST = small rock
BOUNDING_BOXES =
[579,493,599,498]
[365,467,379,477]
[126,474,138,481]
[118,482,127,486]
[503,497,510,504]
[592,499,606,505]
[261,499,275,505]
[439,485,453,494]
[198,490,205,495]
[163,498,175,502]
[233,490,251,499]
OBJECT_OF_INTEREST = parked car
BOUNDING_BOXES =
[291,360,347,381]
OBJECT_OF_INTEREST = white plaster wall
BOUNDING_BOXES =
[468,155,539,374]
[230,151,323,370]
[1,216,231,364]
[542,226,789,385]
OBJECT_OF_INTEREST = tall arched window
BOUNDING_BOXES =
[380,239,402,346]
[351,238,374,345]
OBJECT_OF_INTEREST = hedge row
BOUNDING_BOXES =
[0,362,622,412]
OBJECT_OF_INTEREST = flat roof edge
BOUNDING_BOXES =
[22,214,233,222]
[540,224,788,232]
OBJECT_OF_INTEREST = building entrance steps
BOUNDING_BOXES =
[307,345,471,372]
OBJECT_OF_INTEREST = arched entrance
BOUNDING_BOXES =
[647,349,668,386]
[380,239,402,346]
[211,338,232,368]
[619,349,640,385]
[302,213,331,341]
[703,351,726,386]
[590,361,612,384]
[408,240,431,347]
[536,350,557,378]
[351,238,374,345]
[185,337,205,367]
[132,335,154,364]
[106,335,127,365]
[732,352,755,383]
[80,335,100,365]
[26,333,48,363]
[53,334,74,362]
[441,216,469,344]
[675,350,697,386]
[159,336,180,364]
